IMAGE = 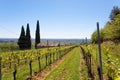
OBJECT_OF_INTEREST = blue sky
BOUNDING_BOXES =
[0,0,120,39]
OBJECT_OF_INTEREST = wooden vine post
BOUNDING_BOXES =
[55,49,58,60]
[9,55,12,68]
[47,40,50,65]
[56,49,58,60]
[90,55,92,74]
[59,41,61,58]
[53,52,55,62]
[50,53,52,64]
[45,54,48,67]
[38,56,41,71]
[97,22,103,80]
[29,60,32,79]
[13,64,17,80]
[0,57,2,80]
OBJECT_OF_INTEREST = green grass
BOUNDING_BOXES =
[2,60,38,80]
[79,47,88,80]
[45,47,81,80]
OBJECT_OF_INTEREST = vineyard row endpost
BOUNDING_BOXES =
[38,56,41,72]
[13,64,17,80]
[29,60,32,79]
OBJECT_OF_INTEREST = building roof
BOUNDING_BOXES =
[37,42,59,47]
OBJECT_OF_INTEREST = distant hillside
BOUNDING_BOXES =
[0,38,90,44]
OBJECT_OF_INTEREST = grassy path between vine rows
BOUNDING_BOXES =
[43,47,87,80]
[35,47,75,80]
[79,47,89,80]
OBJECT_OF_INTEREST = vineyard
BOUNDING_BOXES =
[80,42,120,80]
[0,46,75,80]
[1,0,120,80]
[44,43,120,80]
[0,43,120,80]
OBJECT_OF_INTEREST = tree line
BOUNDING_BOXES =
[91,6,120,43]
[18,20,40,50]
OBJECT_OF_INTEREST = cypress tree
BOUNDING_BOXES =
[18,26,26,50]
[26,23,31,49]
[35,20,40,49]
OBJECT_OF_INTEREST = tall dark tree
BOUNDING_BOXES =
[110,6,120,20]
[18,26,26,50]
[35,20,40,49]
[26,23,31,49]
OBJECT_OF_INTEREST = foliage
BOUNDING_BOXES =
[104,15,120,41]
[18,24,32,50]
[104,47,120,79]
[0,42,19,52]
[85,43,120,80]
[91,6,120,43]
[110,6,120,20]
[18,26,26,50]
[26,23,31,49]
[91,31,97,43]
[0,46,73,79]
[35,20,40,49]
[91,29,104,43]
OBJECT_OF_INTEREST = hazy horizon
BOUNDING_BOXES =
[0,37,90,39]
